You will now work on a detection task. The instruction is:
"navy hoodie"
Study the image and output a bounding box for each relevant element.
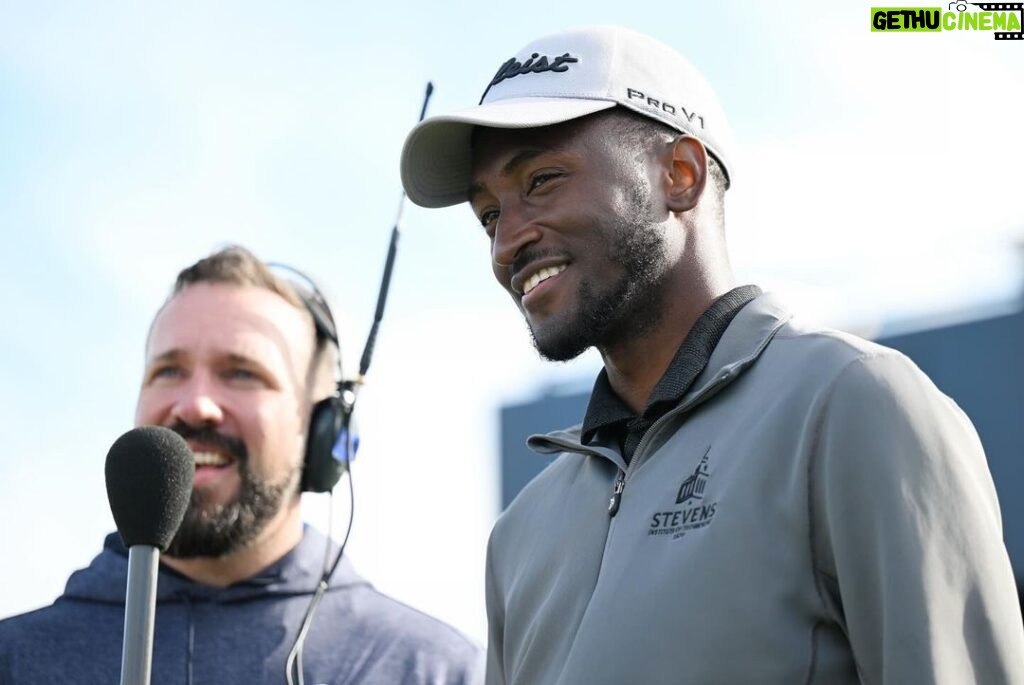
[0,529,483,684]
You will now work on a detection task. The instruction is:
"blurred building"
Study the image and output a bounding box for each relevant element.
[499,301,1024,578]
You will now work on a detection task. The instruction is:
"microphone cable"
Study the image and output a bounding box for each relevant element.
[285,455,354,685]
[284,80,434,685]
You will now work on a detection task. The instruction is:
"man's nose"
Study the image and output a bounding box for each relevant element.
[492,200,543,271]
[170,375,224,427]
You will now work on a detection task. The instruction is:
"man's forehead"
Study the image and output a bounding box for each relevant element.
[472,118,585,156]
[468,118,623,207]
[146,283,313,361]
[468,121,586,188]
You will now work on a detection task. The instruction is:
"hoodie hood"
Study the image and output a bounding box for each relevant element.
[61,527,368,605]
[3,530,484,685]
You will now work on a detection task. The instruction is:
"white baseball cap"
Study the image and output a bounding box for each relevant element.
[400,25,737,209]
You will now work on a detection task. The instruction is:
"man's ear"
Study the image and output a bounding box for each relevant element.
[662,135,708,213]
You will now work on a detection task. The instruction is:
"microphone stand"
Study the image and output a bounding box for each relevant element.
[120,545,161,685]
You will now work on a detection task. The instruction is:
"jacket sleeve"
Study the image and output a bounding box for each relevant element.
[484,529,507,685]
[811,352,1024,684]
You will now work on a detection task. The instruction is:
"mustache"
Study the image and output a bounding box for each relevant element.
[168,421,248,463]
[511,247,571,279]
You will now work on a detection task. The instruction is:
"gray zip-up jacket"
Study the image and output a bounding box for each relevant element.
[485,293,1024,685]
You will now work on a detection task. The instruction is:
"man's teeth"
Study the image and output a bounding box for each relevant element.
[523,265,567,295]
[193,451,230,467]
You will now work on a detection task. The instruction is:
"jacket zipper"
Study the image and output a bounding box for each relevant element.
[607,473,625,516]
[605,369,735,518]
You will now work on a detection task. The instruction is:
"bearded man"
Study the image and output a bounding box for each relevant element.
[400,25,1024,685]
[0,246,483,684]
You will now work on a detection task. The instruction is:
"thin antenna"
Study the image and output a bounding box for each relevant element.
[356,80,434,382]
[284,82,436,685]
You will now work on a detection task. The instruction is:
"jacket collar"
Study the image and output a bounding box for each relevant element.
[580,285,762,445]
[681,291,792,407]
[527,292,792,459]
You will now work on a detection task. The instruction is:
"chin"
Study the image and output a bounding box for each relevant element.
[529,321,591,362]
[190,489,240,514]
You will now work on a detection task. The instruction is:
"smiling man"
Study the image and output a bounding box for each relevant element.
[138,268,325,587]
[400,25,1024,685]
[0,246,483,684]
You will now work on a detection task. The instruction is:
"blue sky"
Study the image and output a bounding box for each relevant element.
[2,0,1022,641]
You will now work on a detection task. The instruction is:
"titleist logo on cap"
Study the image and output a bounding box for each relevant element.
[479,52,579,103]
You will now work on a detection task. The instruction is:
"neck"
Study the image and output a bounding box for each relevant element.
[161,500,304,588]
[600,271,734,414]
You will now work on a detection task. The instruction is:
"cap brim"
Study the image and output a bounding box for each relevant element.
[400,97,616,209]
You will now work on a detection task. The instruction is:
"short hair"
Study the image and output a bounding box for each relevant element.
[173,245,305,309]
[168,245,338,385]
[608,108,727,214]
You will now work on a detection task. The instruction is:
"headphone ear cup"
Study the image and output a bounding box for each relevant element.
[301,396,347,493]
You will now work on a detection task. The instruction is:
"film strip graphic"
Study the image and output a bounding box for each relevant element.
[969,2,1024,39]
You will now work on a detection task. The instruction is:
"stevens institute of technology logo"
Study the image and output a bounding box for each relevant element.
[648,446,718,541]
[871,3,1023,39]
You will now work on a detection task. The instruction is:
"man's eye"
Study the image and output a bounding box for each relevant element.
[150,366,182,380]
[225,368,259,382]
[480,210,499,230]
[528,172,559,193]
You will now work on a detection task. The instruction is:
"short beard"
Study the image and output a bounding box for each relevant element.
[529,181,670,362]
[164,423,299,559]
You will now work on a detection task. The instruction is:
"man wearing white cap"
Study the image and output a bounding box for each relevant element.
[401,25,1024,685]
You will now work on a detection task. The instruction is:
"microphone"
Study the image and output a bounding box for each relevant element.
[104,426,193,685]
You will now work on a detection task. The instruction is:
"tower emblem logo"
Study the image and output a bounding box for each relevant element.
[676,447,711,504]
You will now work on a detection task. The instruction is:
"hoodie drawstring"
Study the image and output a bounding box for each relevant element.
[177,592,195,685]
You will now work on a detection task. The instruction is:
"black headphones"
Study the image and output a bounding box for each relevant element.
[269,263,357,493]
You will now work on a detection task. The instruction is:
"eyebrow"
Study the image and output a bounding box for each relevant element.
[147,349,185,366]
[467,148,550,204]
[146,349,261,370]
[222,352,267,371]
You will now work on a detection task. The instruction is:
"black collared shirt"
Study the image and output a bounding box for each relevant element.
[581,285,762,464]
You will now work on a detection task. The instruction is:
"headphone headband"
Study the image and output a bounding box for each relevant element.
[267,262,340,349]
[265,261,352,493]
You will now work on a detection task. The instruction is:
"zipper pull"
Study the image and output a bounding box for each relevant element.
[608,473,625,517]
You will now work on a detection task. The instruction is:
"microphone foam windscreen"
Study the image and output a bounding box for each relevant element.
[105,426,194,551]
